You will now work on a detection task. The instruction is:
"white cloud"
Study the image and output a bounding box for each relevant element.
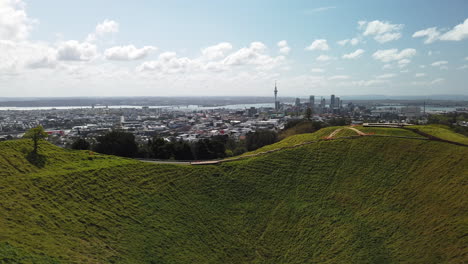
[57,40,97,61]
[104,45,157,60]
[376,73,396,79]
[201,42,233,60]
[305,6,336,13]
[27,55,56,69]
[337,37,360,46]
[277,40,290,55]
[86,19,119,42]
[337,79,388,87]
[439,18,468,41]
[0,0,36,41]
[359,20,403,43]
[415,73,426,77]
[372,48,416,62]
[305,39,329,51]
[222,42,284,69]
[431,60,448,67]
[374,32,402,43]
[382,64,392,70]
[431,78,444,84]
[328,75,349,80]
[316,55,332,61]
[311,68,325,73]
[465,56,468,60]
[96,19,119,35]
[458,65,468,70]
[413,18,468,43]
[412,27,440,44]
[137,52,197,73]
[137,42,285,74]
[398,59,411,68]
[0,40,57,71]
[342,49,365,59]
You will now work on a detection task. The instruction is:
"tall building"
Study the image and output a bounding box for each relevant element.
[330,94,335,108]
[335,97,340,109]
[274,81,278,111]
[309,95,315,109]
[295,98,301,107]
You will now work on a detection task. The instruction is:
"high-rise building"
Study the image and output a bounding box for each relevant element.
[295,98,301,107]
[309,95,315,108]
[330,94,335,108]
[335,97,340,109]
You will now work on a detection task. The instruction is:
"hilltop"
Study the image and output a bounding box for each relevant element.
[0,126,467,263]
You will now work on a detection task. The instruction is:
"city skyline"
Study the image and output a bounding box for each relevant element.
[1,0,468,97]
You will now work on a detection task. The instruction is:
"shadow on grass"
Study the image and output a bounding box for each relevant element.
[26,152,47,168]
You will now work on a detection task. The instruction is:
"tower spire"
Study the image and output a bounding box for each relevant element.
[274,81,278,111]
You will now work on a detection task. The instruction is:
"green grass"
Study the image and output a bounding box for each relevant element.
[357,126,426,137]
[410,125,468,145]
[0,131,467,263]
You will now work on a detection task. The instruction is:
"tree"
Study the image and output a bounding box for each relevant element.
[173,141,194,160]
[94,131,138,157]
[23,125,48,154]
[71,138,90,150]
[305,107,312,121]
[245,130,278,151]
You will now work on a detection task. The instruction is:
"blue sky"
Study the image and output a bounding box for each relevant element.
[1,0,467,97]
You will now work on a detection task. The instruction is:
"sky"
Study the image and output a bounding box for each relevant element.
[1,0,467,97]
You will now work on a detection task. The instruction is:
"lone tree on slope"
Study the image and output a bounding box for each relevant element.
[24,125,48,154]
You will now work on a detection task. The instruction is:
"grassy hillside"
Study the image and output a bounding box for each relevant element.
[0,129,467,263]
[410,124,468,145]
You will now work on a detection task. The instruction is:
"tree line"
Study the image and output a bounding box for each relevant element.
[71,130,278,160]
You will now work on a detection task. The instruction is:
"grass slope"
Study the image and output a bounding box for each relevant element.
[410,125,468,145]
[0,130,467,263]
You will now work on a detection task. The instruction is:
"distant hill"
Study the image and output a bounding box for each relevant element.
[0,126,467,263]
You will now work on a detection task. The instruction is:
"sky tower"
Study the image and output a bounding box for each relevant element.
[274,81,278,111]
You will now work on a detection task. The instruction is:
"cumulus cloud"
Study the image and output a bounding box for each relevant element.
[376,73,396,79]
[359,20,403,43]
[86,19,119,42]
[0,0,36,41]
[137,42,285,74]
[412,27,440,44]
[27,55,56,69]
[413,18,468,43]
[105,45,157,60]
[398,59,411,68]
[305,39,329,51]
[311,68,325,73]
[201,42,233,60]
[372,48,416,62]
[328,75,349,80]
[223,42,284,69]
[137,52,196,73]
[431,60,448,67]
[316,55,332,61]
[337,37,360,46]
[342,49,365,59]
[57,40,97,61]
[439,18,468,41]
[415,73,426,77]
[277,40,290,55]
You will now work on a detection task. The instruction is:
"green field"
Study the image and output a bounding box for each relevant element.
[410,124,468,145]
[0,126,467,263]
